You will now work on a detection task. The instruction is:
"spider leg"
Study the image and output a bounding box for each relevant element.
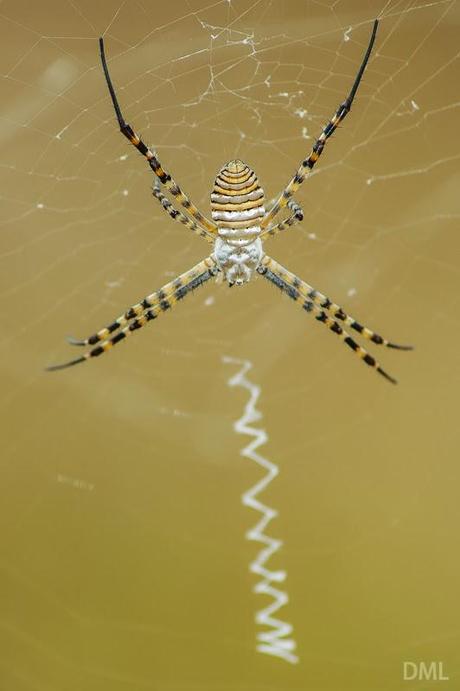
[152,180,214,244]
[257,255,412,384]
[260,199,304,241]
[258,255,412,350]
[66,254,218,347]
[46,257,219,371]
[261,20,378,229]
[99,37,217,235]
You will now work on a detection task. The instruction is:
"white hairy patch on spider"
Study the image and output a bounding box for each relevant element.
[213,237,263,285]
[218,226,260,238]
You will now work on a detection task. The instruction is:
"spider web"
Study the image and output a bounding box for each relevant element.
[1,0,460,689]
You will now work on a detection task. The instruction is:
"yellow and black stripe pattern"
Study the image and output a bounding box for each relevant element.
[257,255,412,384]
[261,20,379,229]
[211,160,265,244]
[152,180,214,244]
[47,23,414,380]
[99,38,217,235]
[47,257,219,371]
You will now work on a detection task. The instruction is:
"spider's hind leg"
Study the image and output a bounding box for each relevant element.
[47,256,219,371]
[257,254,412,383]
[67,256,218,348]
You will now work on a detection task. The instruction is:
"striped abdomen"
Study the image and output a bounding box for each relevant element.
[211,160,265,246]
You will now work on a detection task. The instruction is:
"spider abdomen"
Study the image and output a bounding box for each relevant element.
[211,160,265,285]
[211,160,265,233]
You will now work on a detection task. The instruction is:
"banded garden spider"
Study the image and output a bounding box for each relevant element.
[47,19,412,382]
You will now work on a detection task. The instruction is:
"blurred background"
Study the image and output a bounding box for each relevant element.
[1,0,459,689]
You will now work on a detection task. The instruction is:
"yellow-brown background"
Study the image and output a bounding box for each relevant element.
[1,0,459,689]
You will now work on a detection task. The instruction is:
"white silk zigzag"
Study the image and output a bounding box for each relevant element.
[223,356,299,665]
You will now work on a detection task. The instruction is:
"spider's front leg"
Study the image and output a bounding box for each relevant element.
[99,37,217,236]
[257,255,412,383]
[261,20,379,229]
[47,257,219,371]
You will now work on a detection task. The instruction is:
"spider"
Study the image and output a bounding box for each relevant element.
[47,19,412,382]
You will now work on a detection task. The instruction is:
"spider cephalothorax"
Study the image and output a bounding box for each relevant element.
[47,20,413,383]
[211,160,265,286]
